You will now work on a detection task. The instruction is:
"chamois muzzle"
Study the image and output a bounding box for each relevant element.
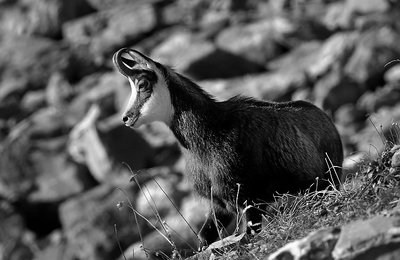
[113,48,150,78]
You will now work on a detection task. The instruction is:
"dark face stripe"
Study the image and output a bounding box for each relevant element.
[127,82,153,122]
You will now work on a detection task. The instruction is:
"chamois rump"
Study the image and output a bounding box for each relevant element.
[112,48,343,246]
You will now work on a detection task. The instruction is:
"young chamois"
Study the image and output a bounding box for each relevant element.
[112,48,343,247]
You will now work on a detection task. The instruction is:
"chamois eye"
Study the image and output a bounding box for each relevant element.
[138,79,150,90]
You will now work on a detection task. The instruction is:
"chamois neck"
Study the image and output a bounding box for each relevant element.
[165,71,222,149]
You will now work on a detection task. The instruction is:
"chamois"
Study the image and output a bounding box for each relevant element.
[112,48,343,247]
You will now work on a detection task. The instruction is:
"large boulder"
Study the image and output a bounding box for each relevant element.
[306,32,359,80]
[0,201,34,260]
[59,184,146,260]
[200,69,307,102]
[313,64,363,113]
[323,0,389,30]
[357,83,400,113]
[0,0,94,39]
[0,122,35,201]
[68,105,158,185]
[63,3,158,61]
[123,195,208,260]
[0,36,70,90]
[344,26,400,90]
[28,138,92,202]
[268,213,400,260]
[151,31,264,80]
[215,18,291,65]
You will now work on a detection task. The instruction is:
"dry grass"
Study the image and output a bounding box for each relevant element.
[215,144,400,259]
[115,138,400,259]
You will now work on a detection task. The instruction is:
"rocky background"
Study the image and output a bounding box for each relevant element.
[1,0,400,259]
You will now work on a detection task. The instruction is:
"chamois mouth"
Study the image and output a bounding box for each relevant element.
[113,48,150,78]
[124,115,139,128]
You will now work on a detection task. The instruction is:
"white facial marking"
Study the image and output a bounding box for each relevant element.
[139,78,174,126]
[124,73,174,128]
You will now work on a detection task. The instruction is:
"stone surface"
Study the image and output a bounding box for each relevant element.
[307,32,359,79]
[269,213,400,260]
[63,3,158,60]
[0,0,94,38]
[0,201,34,260]
[28,139,91,202]
[216,18,290,65]
[313,64,363,113]
[268,227,341,260]
[59,184,146,260]
[384,64,400,83]
[0,36,71,90]
[200,69,307,102]
[2,1,400,259]
[0,121,35,200]
[333,215,400,259]
[357,83,400,113]
[323,0,389,30]
[68,105,158,185]
[124,195,208,260]
[391,149,400,168]
[344,27,400,90]
[151,31,264,80]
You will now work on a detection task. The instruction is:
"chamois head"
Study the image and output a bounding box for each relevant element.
[113,48,173,128]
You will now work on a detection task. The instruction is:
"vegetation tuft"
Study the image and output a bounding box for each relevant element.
[116,136,400,260]
[214,144,400,259]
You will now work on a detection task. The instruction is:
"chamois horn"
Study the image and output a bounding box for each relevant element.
[112,48,150,78]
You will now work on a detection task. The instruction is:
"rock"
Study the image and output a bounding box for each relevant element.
[268,41,322,75]
[384,64,400,83]
[0,201,34,260]
[135,177,188,222]
[323,0,389,30]
[0,36,71,90]
[29,108,70,139]
[351,104,400,155]
[46,72,74,109]
[21,90,46,114]
[123,195,208,260]
[28,138,92,202]
[344,27,400,90]
[0,0,95,39]
[342,152,368,180]
[392,149,400,167]
[151,31,264,80]
[0,121,35,200]
[313,64,363,113]
[357,83,400,113]
[85,0,133,10]
[200,69,307,102]
[269,213,400,260]
[268,227,341,260]
[134,122,181,167]
[59,184,147,260]
[68,105,157,185]
[215,18,290,65]
[307,32,359,80]
[335,104,366,129]
[66,72,128,125]
[333,214,400,259]
[63,3,158,60]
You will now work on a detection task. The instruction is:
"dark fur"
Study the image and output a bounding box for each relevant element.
[157,66,343,245]
[114,51,343,246]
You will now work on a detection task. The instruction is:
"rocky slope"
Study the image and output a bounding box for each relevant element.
[1,0,400,259]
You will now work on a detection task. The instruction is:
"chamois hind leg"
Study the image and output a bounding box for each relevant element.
[198,203,233,249]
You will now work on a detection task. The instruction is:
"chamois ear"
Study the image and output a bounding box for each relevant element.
[113,48,156,78]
